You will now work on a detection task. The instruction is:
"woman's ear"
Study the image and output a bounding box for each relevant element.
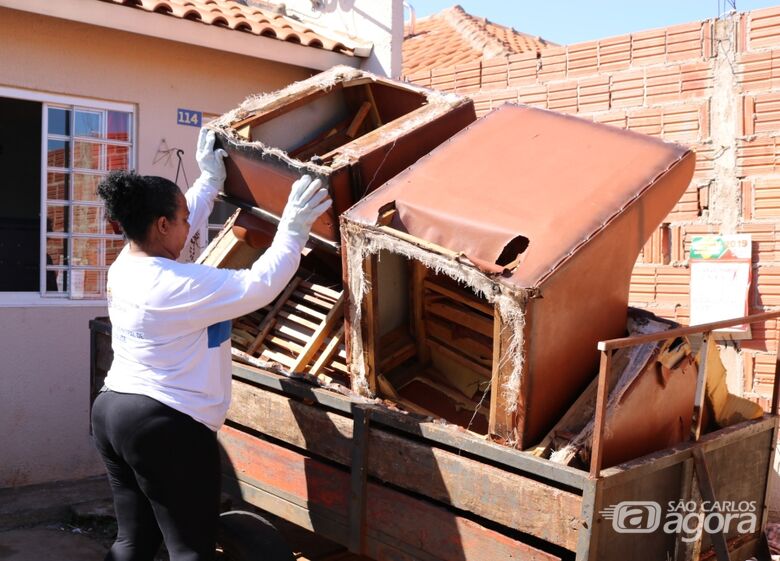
[156,215,170,235]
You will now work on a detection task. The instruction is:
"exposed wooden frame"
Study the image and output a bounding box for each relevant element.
[489,312,516,444]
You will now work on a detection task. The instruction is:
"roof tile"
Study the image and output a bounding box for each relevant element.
[403,4,554,77]
[98,0,361,55]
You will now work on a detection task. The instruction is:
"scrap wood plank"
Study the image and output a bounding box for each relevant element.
[220,426,560,561]
[426,299,494,338]
[415,373,490,416]
[292,290,336,311]
[289,117,350,160]
[426,338,492,379]
[225,382,582,551]
[300,279,341,301]
[276,308,321,331]
[363,84,382,128]
[310,325,346,376]
[410,261,430,364]
[283,299,327,321]
[489,313,516,444]
[423,277,493,316]
[246,277,302,354]
[291,294,345,371]
[197,209,241,266]
[425,317,492,359]
[274,319,315,345]
[346,102,372,138]
[360,255,379,395]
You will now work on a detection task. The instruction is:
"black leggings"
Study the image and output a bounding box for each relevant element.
[91,390,220,561]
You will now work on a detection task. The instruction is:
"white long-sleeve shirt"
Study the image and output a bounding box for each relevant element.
[103,176,303,430]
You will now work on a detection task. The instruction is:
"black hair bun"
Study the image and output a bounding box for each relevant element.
[97,171,180,243]
[98,170,145,225]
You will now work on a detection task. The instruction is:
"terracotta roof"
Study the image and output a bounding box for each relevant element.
[402,4,554,77]
[98,0,361,56]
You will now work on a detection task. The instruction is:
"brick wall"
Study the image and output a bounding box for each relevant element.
[405,7,780,406]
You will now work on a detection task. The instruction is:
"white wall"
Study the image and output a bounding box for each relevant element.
[281,0,404,77]
[0,307,106,486]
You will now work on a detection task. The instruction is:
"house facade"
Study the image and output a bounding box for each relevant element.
[0,0,401,487]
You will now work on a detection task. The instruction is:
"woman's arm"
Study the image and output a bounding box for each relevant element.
[186,129,226,242]
[177,174,332,330]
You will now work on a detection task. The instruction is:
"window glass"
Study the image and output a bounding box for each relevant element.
[73,141,102,170]
[73,174,102,202]
[46,205,69,233]
[46,237,68,267]
[47,172,69,201]
[45,269,68,294]
[48,108,70,136]
[2,95,133,299]
[72,238,103,266]
[72,205,105,235]
[107,145,129,170]
[107,111,131,142]
[74,110,102,138]
[47,140,69,168]
[75,269,106,299]
[105,239,126,263]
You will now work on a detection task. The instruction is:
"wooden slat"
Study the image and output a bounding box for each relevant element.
[411,261,430,365]
[363,84,383,128]
[247,277,302,355]
[225,383,582,551]
[292,290,336,311]
[426,299,493,338]
[197,210,242,267]
[425,318,492,363]
[309,325,346,376]
[276,309,321,331]
[361,256,379,395]
[282,299,327,321]
[489,313,515,443]
[423,278,493,316]
[289,118,349,160]
[416,373,490,417]
[229,362,590,490]
[273,319,314,345]
[300,280,341,301]
[265,333,304,355]
[377,341,416,374]
[291,295,345,372]
[346,101,372,138]
[328,361,349,374]
[296,129,351,162]
[426,338,492,379]
[259,348,296,368]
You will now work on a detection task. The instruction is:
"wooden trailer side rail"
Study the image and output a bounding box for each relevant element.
[591,310,780,479]
[586,310,780,561]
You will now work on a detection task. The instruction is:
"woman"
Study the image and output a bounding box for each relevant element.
[91,129,330,561]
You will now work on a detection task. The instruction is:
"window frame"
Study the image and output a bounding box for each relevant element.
[0,86,136,307]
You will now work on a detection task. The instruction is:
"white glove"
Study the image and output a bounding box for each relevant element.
[278,174,332,245]
[196,128,228,188]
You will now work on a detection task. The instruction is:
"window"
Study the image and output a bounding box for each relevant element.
[0,89,134,301]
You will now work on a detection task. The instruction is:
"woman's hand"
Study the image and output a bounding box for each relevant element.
[278,175,332,244]
[196,128,228,187]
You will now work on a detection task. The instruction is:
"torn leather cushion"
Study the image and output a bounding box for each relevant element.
[385,199,529,275]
